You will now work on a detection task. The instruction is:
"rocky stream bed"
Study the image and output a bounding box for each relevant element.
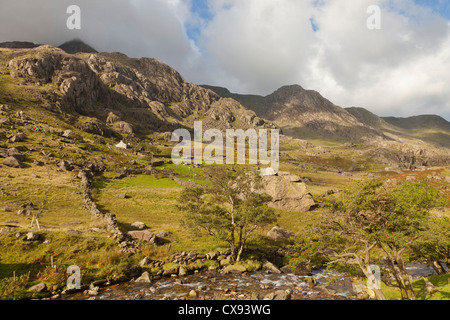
[63,264,437,301]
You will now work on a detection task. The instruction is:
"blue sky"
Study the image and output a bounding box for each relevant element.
[414,0,450,19]
[186,0,450,43]
[186,0,213,42]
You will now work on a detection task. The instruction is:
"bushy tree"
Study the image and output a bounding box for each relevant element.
[318,179,445,300]
[178,166,277,262]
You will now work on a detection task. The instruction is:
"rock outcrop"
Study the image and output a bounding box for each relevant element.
[258,171,315,212]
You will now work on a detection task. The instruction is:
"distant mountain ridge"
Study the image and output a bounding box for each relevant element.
[58,39,98,54]
[204,85,450,148]
[202,84,387,143]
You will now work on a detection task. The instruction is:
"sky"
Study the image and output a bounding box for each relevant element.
[0,0,449,120]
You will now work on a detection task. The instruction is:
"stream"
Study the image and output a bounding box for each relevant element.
[65,264,437,300]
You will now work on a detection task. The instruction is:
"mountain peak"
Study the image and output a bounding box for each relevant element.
[58,39,97,54]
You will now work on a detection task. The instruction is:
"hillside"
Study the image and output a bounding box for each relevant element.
[0,41,449,301]
[0,44,272,144]
[346,108,450,149]
[203,84,387,143]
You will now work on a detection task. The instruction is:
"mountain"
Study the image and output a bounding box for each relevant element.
[382,115,450,131]
[58,39,98,54]
[203,84,386,143]
[346,108,450,149]
[0,44,272,142]
[0,41,39,49]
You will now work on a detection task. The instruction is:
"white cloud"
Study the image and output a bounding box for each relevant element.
[194,0,450,119]
[0,0,449,119]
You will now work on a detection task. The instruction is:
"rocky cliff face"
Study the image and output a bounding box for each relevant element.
[4,44,273,138]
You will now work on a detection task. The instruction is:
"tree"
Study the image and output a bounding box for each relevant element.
[178,165,277,262]
[410,216,450,275]
[319,179,444,300]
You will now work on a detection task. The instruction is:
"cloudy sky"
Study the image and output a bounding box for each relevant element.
[1,0,450,120]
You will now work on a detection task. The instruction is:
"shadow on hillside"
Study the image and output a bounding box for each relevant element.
[0,263,44,279]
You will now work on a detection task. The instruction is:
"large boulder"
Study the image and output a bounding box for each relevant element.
[259,173,315,212]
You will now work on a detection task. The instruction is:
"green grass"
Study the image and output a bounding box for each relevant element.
[93,174,225,254]
[377,274,450,300]
[0,229,139,299]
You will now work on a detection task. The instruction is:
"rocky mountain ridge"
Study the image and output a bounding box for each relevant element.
[2,43,272,142]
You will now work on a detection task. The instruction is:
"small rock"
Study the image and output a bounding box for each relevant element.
[63,130,72,138]
[0,227,14,236]
[223,264,247,274]
[262,261,281,274]
[17,209,27,216]
[135,271,151,283]
[189,290,197,297]
[155,231,172,238]
[267,226,295,241]
[87,286,99,296]
[26,232,39,241]
[29,282,46,293]
[91,280,108,288]
[264,290,291,300]
[179,266,188,277]
[305,277,317,288]
[114,193,128,199]
[130,221,147,230]
[139,257,151,267]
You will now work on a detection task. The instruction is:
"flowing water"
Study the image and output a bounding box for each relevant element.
[65,264,437,300]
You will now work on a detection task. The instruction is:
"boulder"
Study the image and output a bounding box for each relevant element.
[114,193,128,199]
[264,290,291,300]
[163,265,179,276]
[260,167,278,176]
[8,133,26,143]
[139,257,151,267]
[130,221,147,230]
[26,232,39,241]
[135,271,151,283]
[63,130,73,138]
[262,261,282,274]
[127,230,158,244]
[189,290,197,297]
[29,282,47,293]
[223,264,247,274]
[3,156,25,168]
[259,174,315,212]
[179,266,188,276]
[106,112,120,124]
[7,148,25,161]
[0,227,14,236]
[155,231,171,238]
[267,226,295,241]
